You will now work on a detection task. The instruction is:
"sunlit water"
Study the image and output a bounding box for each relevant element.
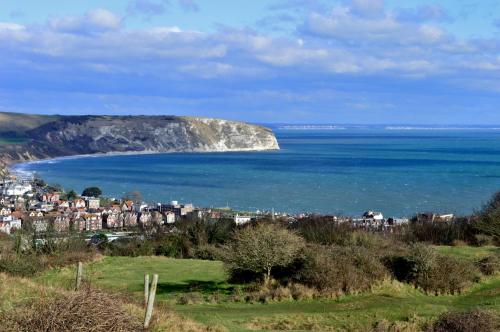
[14,129,500,217]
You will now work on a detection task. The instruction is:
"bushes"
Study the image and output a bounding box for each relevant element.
[432,309,498,332]
[104,238,155,257]
[223,223,305,284]
[403,219,475,245]
[385,244,478,295]
[475,255,500,276]
[0,254,43,277]
[1,288,143,332]
[297,245,388,294]
[190,244,223,261]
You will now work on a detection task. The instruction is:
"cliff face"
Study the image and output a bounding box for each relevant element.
[0,114,279,170]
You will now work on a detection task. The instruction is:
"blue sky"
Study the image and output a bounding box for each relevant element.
[0,0,499,124]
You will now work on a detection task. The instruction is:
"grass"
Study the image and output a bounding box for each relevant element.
[434,245,499,261]
[0,137,28,145]
[35,246,500,332]
[36,256,234,303]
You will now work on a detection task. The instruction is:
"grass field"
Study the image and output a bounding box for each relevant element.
[35,246,500,332]
[0,137,27,145]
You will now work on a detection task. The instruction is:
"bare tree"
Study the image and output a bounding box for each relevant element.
[224,223,305,284]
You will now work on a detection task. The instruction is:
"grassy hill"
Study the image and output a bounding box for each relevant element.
[0,112,58,140]
[35,248,500,332]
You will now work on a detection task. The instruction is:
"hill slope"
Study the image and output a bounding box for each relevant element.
[0,112,279,173]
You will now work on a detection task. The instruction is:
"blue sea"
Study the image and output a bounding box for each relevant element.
[14,128,500,217]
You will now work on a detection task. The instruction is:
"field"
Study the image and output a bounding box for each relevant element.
[35,247,500,332]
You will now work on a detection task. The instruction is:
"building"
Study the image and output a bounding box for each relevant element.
[86,198,100,210]
[234,214,252,225]
[164,211,176,224]
[3,183,32,196]
[42,192,60,203]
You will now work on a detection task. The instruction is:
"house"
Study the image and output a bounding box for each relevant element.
[139,212,152,226]
[234,214,252,225]
[2,183,32,196]
[435,214,454,222]
[104,211,122,228]
[86,198,100,210]
[77,213,102,232]
[42,192,60,203]
[122,200,134,212]
[0,207,11,216]
[58,200,70,209]
[72,199,86,209]
[121,212,138,227]
[164,211,176,224]
[29,211,44,218]
[33,219,49,232]
[0,220,21,234]
[54,214,71,232]
[363,211,384,221]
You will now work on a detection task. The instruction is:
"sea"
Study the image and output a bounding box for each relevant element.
[12,126,500,217]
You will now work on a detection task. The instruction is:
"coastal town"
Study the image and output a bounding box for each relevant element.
[0,172,458,238]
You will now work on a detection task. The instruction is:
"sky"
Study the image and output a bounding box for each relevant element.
[0,0,499,124]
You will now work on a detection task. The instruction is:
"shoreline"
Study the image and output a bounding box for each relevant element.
[8,146,281,176]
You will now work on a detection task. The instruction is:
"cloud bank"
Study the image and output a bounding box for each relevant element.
[0,1,498,123]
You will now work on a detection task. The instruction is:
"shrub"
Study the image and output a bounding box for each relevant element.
[0,254,43,277]
[297,245,388,294]
[154,233,191,258]
[104,238,155,257]
[1,288,143,331]
[190,244,223,260]
[432,309,498,332]
[422,255,477,295]
[474,234,494,246]
[475,255,500,276]
[223,223,305,284]
[385,244,478,294]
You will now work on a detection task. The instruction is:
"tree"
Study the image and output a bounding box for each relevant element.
[475,191,500,239]
[66,190,78,201]
[82,187,102,198]
[223,223,305,284]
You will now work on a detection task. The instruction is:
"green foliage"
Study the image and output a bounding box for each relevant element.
[475,255,500,276]
[103,238,154,257]
[404,218,475,245]
[386,244,478,295]
[155,233,191,258]
[475,191,500,241]
[223,223,305,283]
[65,189,78,201]
[81,186,102,198]
[297,245,388,293]
[190,244,223,261]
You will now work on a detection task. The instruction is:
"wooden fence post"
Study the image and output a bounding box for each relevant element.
[144,274,158,329]
[75,262,83,290]
[144,274,150,308]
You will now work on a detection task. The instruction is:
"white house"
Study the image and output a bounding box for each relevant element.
[165,211,176,224]
[3,183,32,196]
[234,214,252,225]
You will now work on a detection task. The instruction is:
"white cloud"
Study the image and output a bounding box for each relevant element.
[50,8,121,34]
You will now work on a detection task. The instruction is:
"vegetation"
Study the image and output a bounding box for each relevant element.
[223,223,305,284]
[82,186,102,198]
[432,309,499,332]
[34,253,500,331]
[2,190,500,331]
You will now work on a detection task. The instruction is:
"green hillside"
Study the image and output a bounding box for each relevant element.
[0,112,58,140]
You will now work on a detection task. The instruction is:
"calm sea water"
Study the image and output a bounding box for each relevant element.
[14,129,500,217]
